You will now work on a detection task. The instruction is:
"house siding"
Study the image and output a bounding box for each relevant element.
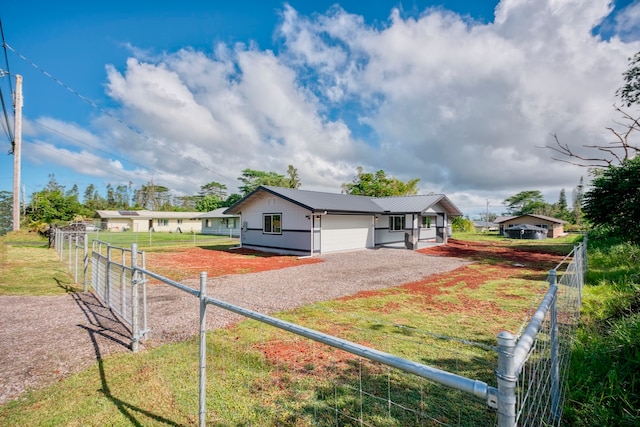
[201,217,241,237]
[374,214,409,246]
[499,215,564,238]
[239,195,313,255]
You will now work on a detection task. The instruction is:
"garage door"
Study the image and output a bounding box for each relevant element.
[321,215,374,253]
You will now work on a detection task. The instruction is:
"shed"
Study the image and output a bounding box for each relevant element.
[495,214,567,238]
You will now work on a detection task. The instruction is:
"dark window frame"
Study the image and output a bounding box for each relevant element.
[389,215,405,232]
[263,213,282,234]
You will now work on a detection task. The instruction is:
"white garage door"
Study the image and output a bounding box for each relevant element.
[321,215,373,253]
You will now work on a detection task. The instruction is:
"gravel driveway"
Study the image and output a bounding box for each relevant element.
[0,248,469,404]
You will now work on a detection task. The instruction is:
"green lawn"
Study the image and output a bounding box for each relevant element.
[0,231,582,426]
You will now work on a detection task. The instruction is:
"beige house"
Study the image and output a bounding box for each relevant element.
[194,208,241,237]
[495,214,567,238]
[95,210,203,233]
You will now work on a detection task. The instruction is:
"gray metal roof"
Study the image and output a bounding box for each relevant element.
[225,186,463,216]
[225,186,384,214]
[494,214,567,224]
[192,207,239,219]
[372,194,463,215]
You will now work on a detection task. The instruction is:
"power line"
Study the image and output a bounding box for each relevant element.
[0,18,14,147]
[4,42,238,187]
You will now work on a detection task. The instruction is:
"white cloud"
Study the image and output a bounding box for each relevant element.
[32,0,640,216]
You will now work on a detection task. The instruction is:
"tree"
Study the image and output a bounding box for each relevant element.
[452,216,475,233]
[199,181,228,199]
[502,191,548,216]
[617,51,640,107]
[134,183,171,210]
[572,176,584,225]
[0,191,12,235]
[26,181,86,224]
[341,167,420,197]
[286,165,301,189]
[545,51,640,167]
[222,193,243,207]
[583,156,640,243]
[196,195,223,212]
[238,169,289,195]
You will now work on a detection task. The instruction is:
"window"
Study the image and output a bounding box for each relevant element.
[177,219,183,225]
[390,215,405,231]
[421,216,432,228]
[263,213,282,234]
[535,224,548,229]
[205,219,211,228]
[156,219,169,226]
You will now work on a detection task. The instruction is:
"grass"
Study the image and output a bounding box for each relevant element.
[0,232,580,425]
[563,236,640,426]
[0,232,82,295]
[85,230,238,251]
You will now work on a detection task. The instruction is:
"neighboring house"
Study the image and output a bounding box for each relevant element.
[473,221,499,233]
[495,214,568,238]
[194,208,241,237]
[95,210,203,233]
[223,186,463,256]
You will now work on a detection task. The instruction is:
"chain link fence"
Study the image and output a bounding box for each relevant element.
[68,235,586,426]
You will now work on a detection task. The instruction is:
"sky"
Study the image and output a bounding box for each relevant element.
[1,0,639,218]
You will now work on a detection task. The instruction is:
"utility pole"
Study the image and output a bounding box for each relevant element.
[485,199,489,232]
[12,74,23,231]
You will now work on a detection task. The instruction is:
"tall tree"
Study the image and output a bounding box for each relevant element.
[238,169,289,195]
[134,183,171,210]
[286,165,301,189]
[199,181,228,199]
[572,176,584,225]
[583,156,640,243]
[503,191,548,216]
[617,51,640,107]
[341,167,420,197]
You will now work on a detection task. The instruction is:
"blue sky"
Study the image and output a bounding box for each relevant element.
[1,0,639,217]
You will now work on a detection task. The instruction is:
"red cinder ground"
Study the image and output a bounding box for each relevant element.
[145,247,322,280]
[255,239,564,370]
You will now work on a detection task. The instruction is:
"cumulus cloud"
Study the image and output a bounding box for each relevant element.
[48,0,640,214]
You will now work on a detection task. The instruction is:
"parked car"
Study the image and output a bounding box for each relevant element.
[69,222,99,231]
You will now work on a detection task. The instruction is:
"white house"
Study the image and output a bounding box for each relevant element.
[95,210,203,233]
[224,186,463,255]
[194,208,241,237]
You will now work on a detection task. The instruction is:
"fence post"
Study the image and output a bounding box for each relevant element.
[199,271,208,427]
[496,331,517,427]
[131,243,140,352]
[57,229,61,259]
[106,244,112,307]
[74,234,79,284]
[142,251,148,334]
[67,233,73,271]
[549,269,561,420]
[83,235,89,292]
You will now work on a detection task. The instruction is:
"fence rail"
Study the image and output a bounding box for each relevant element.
[86,238,587,426]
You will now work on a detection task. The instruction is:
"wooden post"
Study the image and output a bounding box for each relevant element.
[12,74,22,231]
